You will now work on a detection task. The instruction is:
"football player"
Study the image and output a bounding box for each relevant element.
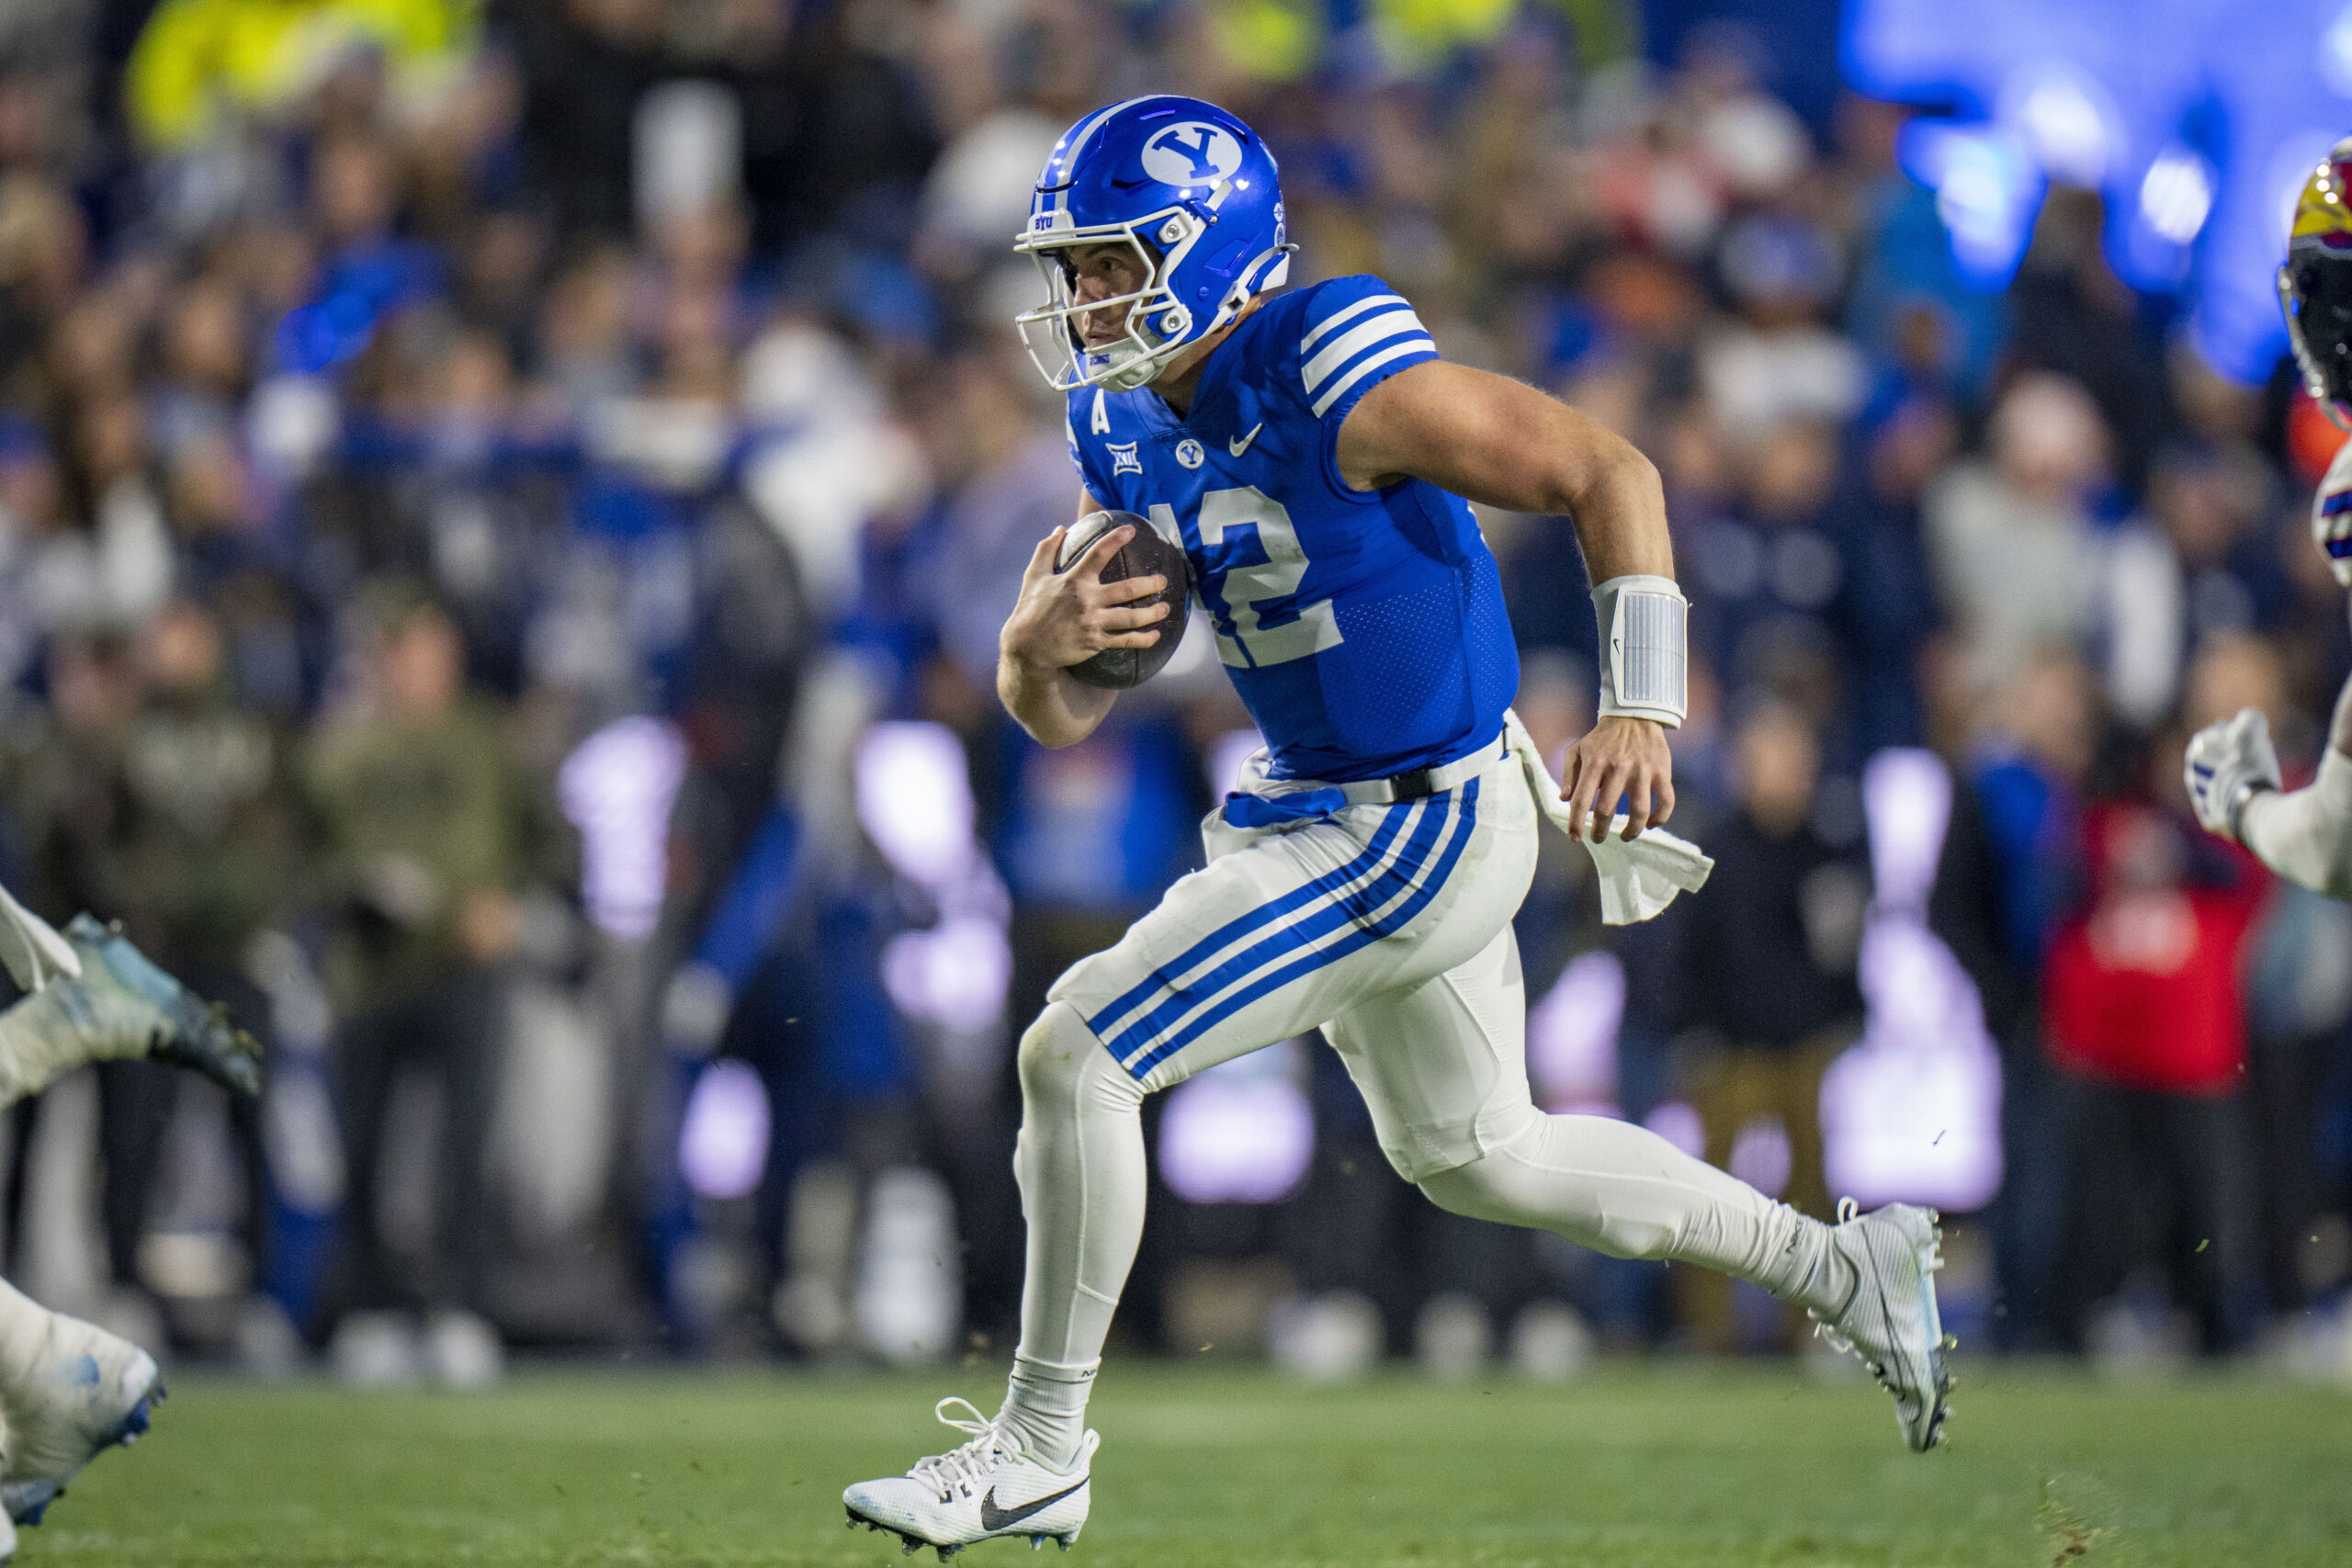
[0,888,260,1562]
[2188,139,2352,892]
[846,96,1950,1558]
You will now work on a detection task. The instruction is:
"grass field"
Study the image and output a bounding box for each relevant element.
[15,1361,2352,1567]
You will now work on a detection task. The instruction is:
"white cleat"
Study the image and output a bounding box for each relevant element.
[843,1398,1095,1560]
[0,1309,162,1529]
[1811,1199,1952,1453]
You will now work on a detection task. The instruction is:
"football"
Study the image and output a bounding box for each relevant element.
[1055,509,1193,690]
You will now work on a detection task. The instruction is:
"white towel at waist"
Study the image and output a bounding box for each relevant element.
[1501,709,1713,925]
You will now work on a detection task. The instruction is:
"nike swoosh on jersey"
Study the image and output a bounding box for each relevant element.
[1228,423,1263,457]
[978,1477,1089,1532]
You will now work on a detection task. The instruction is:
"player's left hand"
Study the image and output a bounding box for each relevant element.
[1561,715,1674,841]
[2184,706,2280,842]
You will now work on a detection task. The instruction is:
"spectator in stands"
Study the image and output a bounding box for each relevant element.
[1931,648,2099,1348]
[1675,699,1867,1351]
[2042,765,2267,1356]
[1925,374,2110,701]
[107,599,300,1357]
[306,586,561,1385]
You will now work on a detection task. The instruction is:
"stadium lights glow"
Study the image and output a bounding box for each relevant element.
[2002,62,2120,187]
[557,716,688,942]
[880,917,1014,1033]
[2324,0,2352,96]
[1898,120,2044,290]
[1526,950,1626,1115]
[678,1057,770,1201]
[856,720,979,890]
[1158,1043,1317,1205]
[2139,145,2217,245]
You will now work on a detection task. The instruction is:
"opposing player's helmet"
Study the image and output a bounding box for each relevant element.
[2281,136,2352,431]
[1012,96,1291,392]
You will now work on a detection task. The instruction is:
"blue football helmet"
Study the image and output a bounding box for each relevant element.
[1013,96,1292,392]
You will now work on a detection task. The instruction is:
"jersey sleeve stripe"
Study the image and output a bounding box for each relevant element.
[1300,306,1423,392]
[1298,292,1410,354]
[1308,335,1436,417]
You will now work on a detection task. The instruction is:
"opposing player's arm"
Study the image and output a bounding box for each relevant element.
[2193,676,2352,897]
[996,495,1172,749]
[1334,360,1677,840]
[2189,477,2352,895]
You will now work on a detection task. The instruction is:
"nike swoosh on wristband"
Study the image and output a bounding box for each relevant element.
[1228,423,1262,457]
[978,1477,1089,1532]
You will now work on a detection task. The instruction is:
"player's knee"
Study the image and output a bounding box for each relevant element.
[1016,1001,1133,1115]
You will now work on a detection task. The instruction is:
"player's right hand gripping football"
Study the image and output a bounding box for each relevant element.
[1001,524,1170,671]
[2185,707,2280,842]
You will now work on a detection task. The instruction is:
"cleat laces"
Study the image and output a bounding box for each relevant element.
[906,1399,1019,1504]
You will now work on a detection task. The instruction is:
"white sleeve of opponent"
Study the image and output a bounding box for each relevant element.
[2240,748,2352,899]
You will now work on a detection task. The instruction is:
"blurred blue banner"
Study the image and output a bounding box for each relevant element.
[1846,0,2352,380]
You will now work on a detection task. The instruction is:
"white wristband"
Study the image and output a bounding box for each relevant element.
[1591,574,1688,729]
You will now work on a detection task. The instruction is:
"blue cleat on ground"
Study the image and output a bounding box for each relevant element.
[62,915,262,1099]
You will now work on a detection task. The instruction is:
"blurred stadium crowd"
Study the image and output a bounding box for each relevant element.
[0,0,2342,1384]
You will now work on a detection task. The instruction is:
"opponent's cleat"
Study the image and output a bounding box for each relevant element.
[842,1398,1095,1555]
[62,915,263,1098]
[0,1307,163,1527]
[1810,1199,1951,1453]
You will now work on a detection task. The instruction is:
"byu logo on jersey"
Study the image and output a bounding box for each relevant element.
[1140,123,1242,188]
[1175,439,1205,469]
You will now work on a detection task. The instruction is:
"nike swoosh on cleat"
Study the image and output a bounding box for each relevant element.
[978,1477,1088,1532]
[1228,423,1263,457]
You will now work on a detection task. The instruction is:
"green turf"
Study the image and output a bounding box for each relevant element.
[17,1361,2352,1566]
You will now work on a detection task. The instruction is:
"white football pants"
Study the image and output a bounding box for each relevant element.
[1001,739,1850,1467]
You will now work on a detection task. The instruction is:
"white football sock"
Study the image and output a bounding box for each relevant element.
[1000,1356,1097,1472]
[1416,1109,1857,1315]
[999,1002,1146,1471]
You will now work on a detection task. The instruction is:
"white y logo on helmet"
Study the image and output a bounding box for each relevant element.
[1141,123,1243,188]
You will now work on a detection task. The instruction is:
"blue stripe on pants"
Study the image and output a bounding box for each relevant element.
[1102,796,1448,1068]
[1124,776,1483,1080]
[1085,796,1416,1041]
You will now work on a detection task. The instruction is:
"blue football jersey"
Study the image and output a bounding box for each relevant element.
[1066,275,1520,783]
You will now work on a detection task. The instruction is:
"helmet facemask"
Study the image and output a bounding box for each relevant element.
[2283,247,2352,433]
[1014,209,1212,392]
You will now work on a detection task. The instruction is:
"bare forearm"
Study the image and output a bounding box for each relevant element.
[997,653,1117,748]
[1562,439,1675,584]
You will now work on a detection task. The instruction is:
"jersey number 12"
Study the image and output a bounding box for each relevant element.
[1151,487,1342,670]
